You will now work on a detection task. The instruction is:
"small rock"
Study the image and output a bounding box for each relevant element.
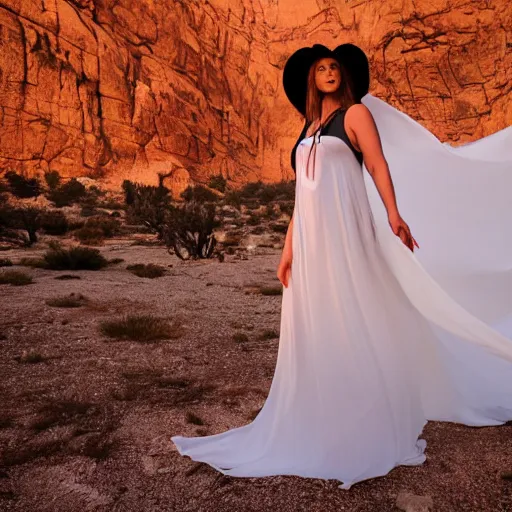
[396,491,434,512]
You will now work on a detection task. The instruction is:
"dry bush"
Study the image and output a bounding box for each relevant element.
[54,274,81,280]
[126,263,166,279]
[30,400,95,431]
[0,258,12,267]
[100,314,183,342]
[0,205,42,246]
[0,270,33,286]
[0,415,14,429]
[43,244,108,270]
[257,329,279,341]
[162,201,219,260]
[185,411,205,425]
[260,285,282,296]
[108,257,124,265]
[47,178,86,207]
[40,210,69,235]
[18,257,45,268]
[83,216,120,237]
[14,349,45,364]
[74,226,104,245]
[180,184,219,203]
[233,332,249,343]
[46,293,88,308]
[4,170,42,198]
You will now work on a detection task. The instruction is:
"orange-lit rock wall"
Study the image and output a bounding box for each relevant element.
[0,0,510,195]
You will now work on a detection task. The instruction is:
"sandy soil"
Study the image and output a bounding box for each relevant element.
[0,237,511,512]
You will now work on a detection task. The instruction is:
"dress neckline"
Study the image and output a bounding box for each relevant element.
[306,107,346,139]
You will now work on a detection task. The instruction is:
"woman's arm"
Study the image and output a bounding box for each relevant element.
[282,208,294,258]
[346,104,419,251]
[346,104,399,218]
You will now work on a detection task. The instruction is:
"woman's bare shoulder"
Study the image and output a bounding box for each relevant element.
[345,103,377,132]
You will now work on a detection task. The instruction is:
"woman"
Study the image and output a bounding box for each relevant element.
[171,43,512,490]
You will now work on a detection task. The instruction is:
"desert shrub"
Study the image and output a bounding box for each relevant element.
[225,180,296,208]
[180,184,219,203]
[100,314,183,342]
[246,214,261,226]
[186,412,205,425]
[99,199,124,210]
[126,263,166,278]
[0,258,12,267]
[43,244,108,270]
[279,201,294,217]
[40,210,68,235]
[19,257,46,268]
[74,226,104,245]
[260,285,282,296]
[224,189,242,209]
[47,178,86,207]
[46,293,88,308]
[44,170,61,191]
[0,206,42,246]
[208,173,227,193]
[108,258,124,265]
[16,349,44,364]
[271,223,288,234]
[74,216,119,245]
[124,182,171,237]
[122,179,137,205]
[79,205,98,217]
[0,270,33,286]
[233,332,249,343]
[4,171,42,198]
[84,216,119,237]
[257,329,279,341]
[162,201,219,260]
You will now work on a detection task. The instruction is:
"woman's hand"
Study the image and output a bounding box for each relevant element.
[277,250,293,288]
[388,212,419,252]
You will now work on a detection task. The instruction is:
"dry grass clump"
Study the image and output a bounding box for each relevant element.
[257,329,279,341]
[43,244,108,270]
[74,226,104,245]
[54,274,81,280]
[14,349,46,364]
[2,400,120,466]
[185,411,205,425]
[100,314,183,342]
[0,270,33,286]
[18,257,46,268]
[0,414,14,429]
[232,332,249,343]
[46,293,88,308]
[127,263,166,278]
[30,400,94,431]
[74,215,121,245]
[259,285,282,296]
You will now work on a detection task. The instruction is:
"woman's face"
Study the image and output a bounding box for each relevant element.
[314,57,341,94]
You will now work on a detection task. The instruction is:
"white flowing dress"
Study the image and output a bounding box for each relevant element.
[171,94,512,490]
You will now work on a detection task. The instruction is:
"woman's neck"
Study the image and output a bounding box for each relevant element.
[320,96,343,123]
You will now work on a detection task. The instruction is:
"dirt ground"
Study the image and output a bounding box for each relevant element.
[0,237,511,512]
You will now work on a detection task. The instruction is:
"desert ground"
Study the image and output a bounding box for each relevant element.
[0,192,511,512]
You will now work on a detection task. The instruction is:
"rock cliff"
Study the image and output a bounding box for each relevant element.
[0,0,510,194]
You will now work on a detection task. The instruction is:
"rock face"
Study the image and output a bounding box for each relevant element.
[0,0,510,194]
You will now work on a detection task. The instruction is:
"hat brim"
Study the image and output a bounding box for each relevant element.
[283,43,370,116]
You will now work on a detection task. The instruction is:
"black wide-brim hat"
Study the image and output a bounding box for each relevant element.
[283,43,370,115]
